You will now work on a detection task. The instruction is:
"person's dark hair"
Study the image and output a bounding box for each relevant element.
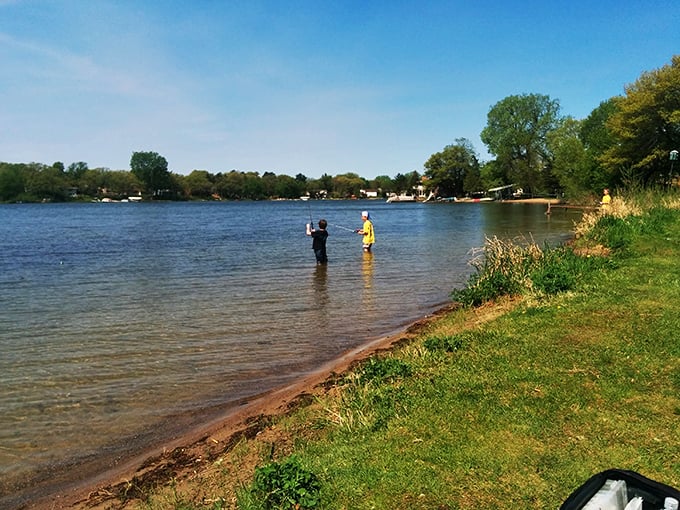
[318,219,327,229]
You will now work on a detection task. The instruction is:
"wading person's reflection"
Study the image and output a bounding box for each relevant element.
[361,251,374,309]
[312,263,329,309]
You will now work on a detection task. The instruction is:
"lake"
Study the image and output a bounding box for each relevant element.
[0,199,581,507]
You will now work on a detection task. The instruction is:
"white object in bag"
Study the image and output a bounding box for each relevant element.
[582,479,628,510]
[624,497,643,510]
[664,497,680,510]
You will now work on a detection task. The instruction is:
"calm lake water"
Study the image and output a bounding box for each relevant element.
[0,200,582,506]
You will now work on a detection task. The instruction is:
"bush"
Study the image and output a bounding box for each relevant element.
[451,268,522,306]
[529,246,589,295]
[588,215,635,252]
[451,234,614,306]
[247,456,321,510]
[451,236,541,306]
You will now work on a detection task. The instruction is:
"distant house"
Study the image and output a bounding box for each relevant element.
[361,189,379,198]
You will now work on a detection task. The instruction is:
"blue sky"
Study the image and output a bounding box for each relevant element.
[1,1,678,179]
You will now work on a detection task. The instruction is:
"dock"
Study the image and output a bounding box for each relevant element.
[546,203,599,215]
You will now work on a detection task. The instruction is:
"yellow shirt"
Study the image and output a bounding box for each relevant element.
[601,194,611,207]
[362,219,375,244]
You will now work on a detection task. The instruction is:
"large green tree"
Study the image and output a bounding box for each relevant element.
[424,138,480,198]
[130,151,170,195]
[332,172,365,198]
[317,173,334,195]
[104,170,143,198]
[579,98,619,191]
[215,171,245,199]
[25,163,69,201]
[481,93,562,194]
[273,174,303,199]
[184,170,214,198]
[0,163,26,202]
[78,168,106,197]
[371,175,394,194]
[391,170,423,195]
[306,174,333,199]
[243,172,266,199]
[600,54,680,185]
[547,117,590,199]
[67,161,89,182]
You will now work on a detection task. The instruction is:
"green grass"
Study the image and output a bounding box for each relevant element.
[140,191,680,510]
[292,197,680,509]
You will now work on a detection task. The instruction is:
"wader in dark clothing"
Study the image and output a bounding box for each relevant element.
[311,229,328,264]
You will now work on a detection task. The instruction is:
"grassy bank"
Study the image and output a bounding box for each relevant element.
[129,192,680,509]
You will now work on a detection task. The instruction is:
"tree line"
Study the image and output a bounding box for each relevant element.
[0,155,423,202]
[1,55,678,203]
[427,55,679,200]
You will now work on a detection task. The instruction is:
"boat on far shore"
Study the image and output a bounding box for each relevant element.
[385,193,417,203]
[450,196,495,203]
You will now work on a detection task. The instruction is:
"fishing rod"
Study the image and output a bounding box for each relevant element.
[306,201,314,228]
[327,222,358,233]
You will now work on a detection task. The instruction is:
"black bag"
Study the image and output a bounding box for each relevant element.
[560,469,680,510]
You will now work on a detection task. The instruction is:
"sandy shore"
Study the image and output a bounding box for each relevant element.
[22,304,460,510]
[501,197,562,204]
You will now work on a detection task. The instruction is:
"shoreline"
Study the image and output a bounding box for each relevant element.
[2,200,575,510]
[25,304,461,510]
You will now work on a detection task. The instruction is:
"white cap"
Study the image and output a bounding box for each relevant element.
[361,211,369,218]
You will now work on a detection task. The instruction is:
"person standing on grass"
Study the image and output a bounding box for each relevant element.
[355,211,375,252]
[600,188,611,209]
[306,219,328,264]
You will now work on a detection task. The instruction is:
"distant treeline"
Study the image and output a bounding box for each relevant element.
[0,158,422,202]
[2,55,678,203]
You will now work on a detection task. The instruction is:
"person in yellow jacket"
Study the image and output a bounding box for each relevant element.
[600,188,611,209]
[355,211,375,252]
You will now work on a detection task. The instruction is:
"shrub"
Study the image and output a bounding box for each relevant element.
[247,455,321,510]
[451,234,614,306]
[451,236,541,306]
[588,215,635,252]
[529,246,589,295]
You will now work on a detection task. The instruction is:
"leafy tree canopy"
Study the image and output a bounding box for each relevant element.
[372,175,394,193]
[67,161,89,180]
[580,98,618,155]
[0,163,26,201]
[130,151,170,194]
[184,170,214,198]
[548,116,591,198]
[601,54,680,185]
[424,138,479,198]
[332,172,366,198]
[481,93,562,194]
